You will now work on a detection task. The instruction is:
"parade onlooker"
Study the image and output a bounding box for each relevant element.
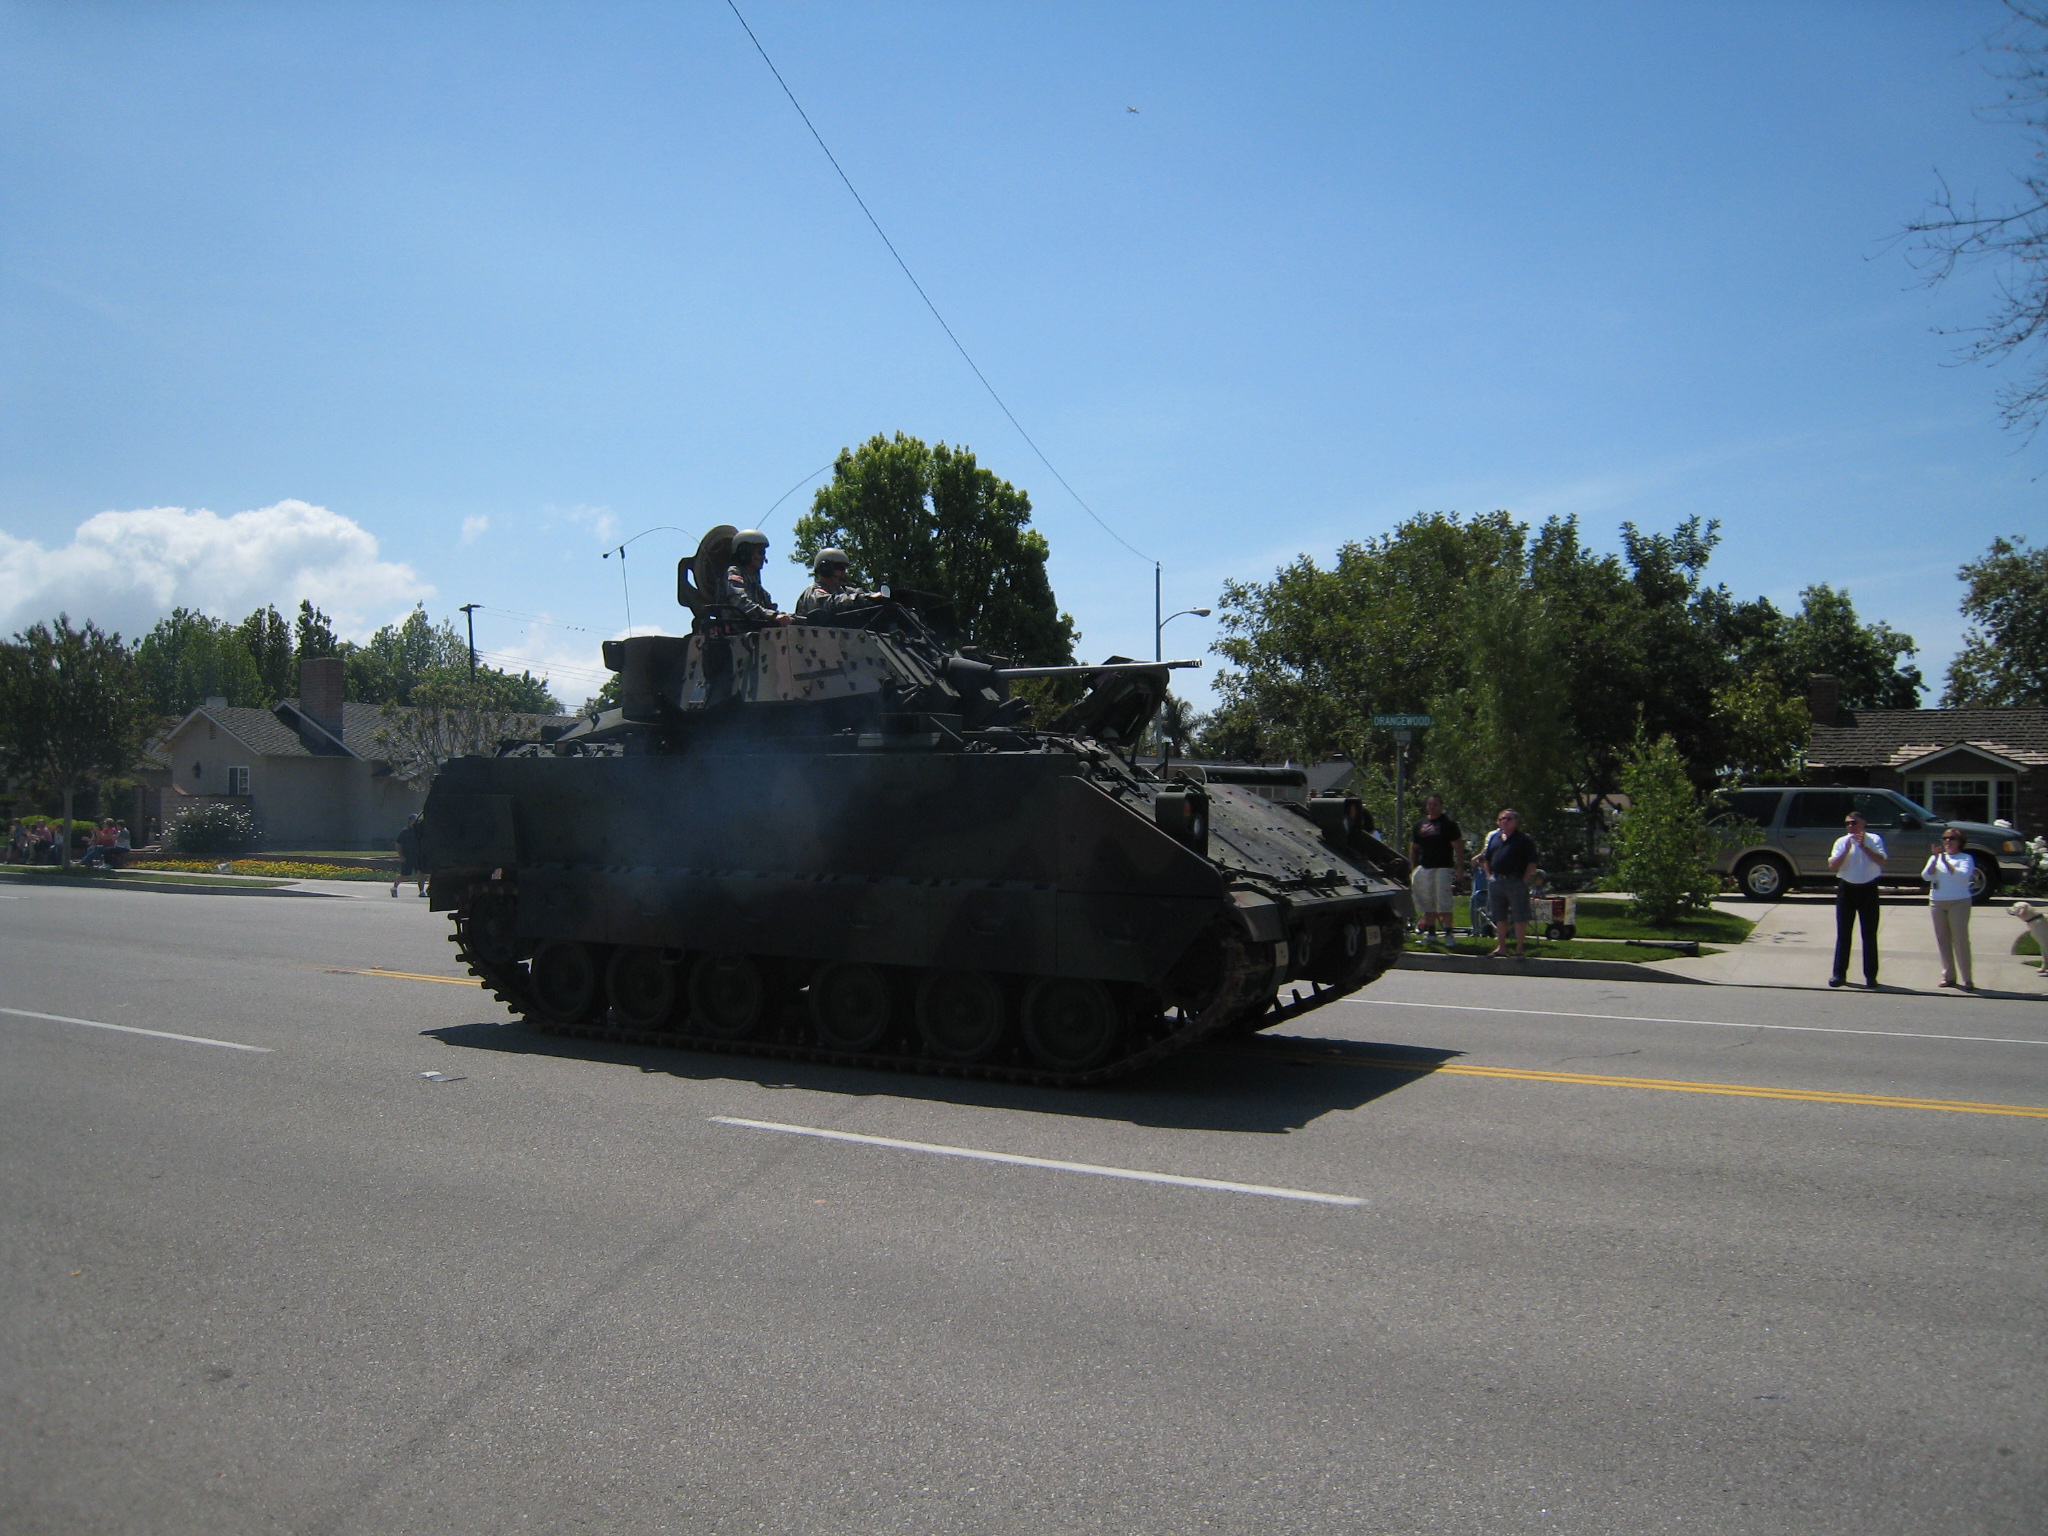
[393,814,427,897]
[4,820,25,864]
[1922,830,1976,991]
[1407,795,1466,945]
[1482,810,1539,959]
[1828,810,1888,988]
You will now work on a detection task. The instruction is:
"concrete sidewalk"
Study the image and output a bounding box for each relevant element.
[1659,892,2044,995]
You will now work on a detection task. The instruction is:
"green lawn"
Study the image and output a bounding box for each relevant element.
[0,865,290,889]
[1405,894,1749,963]
[1407,933,1721,964]
[2015,930,2041,957]
[1569,898,1755,945]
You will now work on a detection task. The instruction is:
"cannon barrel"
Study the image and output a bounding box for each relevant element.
[994,659,1201,680]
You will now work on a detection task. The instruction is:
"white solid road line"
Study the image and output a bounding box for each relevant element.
[711,1116,1366,1206]
[0,1006,271,1053]
[1351,997,2048,1048]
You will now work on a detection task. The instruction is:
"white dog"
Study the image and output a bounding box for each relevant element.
[2009,901,2048,980]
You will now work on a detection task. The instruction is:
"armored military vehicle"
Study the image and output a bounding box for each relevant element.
[421,527,1411,1086]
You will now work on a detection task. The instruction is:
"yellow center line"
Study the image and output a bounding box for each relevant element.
[1262,1052,2048,1119]
[321,967,2046,1119]
[325,967,482,988]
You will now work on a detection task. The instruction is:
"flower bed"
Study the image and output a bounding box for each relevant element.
[131,859,394,882]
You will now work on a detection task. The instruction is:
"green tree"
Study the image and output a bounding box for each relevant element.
[793,433,1077,665]
[1710,675,1811,782]
[1609,732,1721,925]
[134,608,266,716]
[295,599,339,659]
[1772,584,1922,709]
[1420,563,1574,851]
[237,604,296,703]
[1213,510,1524,766]
[1945,534,2048,704]
[373,675,534,787]
[0,616,152,868]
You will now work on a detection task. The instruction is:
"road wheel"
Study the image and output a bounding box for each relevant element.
[915,970,1008,1062]
[459,890,523,965]
[690,954,769,1039]
[1967,854,2002,905]
[529,941,601,1023]
[1544,922,1567,941]
[810,963,896,1051]
[1735,855,1792,901]
[606,946,680,1030]
[1020,978,1125,1073]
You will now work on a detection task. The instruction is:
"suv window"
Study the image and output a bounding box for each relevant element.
[1728,790,1783,826]
[1851,791,1904,829]
[1786,790,1854,828]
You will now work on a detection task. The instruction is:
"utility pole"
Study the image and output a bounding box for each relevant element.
[1154,563,1161,663]
[458,603,479,679]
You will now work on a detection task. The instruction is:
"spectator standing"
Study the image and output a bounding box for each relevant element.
[393,814,426,898]
[1469,822,1500,939]
[4,820,24,864]
[1407,795,1466,945]
[1481,810,1539,959]
[1828,810,1888,988]
[1921,830,1976,991]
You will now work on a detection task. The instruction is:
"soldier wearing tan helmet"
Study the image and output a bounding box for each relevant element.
[724,529,792,627]
[795,547,860,620]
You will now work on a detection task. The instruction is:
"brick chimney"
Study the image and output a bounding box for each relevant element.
[1806,673,1840,728]
[300,656,346,739]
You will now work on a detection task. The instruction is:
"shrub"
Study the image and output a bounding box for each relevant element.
[165,802,259,857]
[1608,733,1720,926]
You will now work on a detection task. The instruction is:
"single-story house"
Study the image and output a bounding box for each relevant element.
[138,657,574,850]
[1803,674,2047,835]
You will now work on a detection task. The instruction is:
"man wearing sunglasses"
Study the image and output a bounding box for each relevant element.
[1827,810,1888,988]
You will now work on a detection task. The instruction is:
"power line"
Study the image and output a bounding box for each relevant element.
[472,605,602,635]
[723,0,1155,565]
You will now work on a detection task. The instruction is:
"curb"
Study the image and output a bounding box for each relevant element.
[1398,951,1706,985]
[0,873,337,899]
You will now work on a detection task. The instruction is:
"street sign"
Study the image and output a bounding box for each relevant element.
[1372,713,1433,729]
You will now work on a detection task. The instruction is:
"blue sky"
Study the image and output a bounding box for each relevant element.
[1,1,2039,709]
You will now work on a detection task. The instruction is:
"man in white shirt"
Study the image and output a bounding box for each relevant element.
[1827,809,1888,988]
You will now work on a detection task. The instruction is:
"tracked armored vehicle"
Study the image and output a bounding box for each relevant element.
[421,528,1412,1086]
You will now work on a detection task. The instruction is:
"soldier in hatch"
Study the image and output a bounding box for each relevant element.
[724,529,793,627]
[793,547,873,621]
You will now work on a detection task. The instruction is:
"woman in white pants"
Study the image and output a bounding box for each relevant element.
[1922,830,1977,990]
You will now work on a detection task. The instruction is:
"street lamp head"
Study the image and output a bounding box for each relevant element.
[1192,607,1212,617]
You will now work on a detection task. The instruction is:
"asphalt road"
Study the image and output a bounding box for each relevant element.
[3,882,2043,1535]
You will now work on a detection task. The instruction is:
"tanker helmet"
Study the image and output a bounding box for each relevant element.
[813,547,850,573]
[732,529,770,552]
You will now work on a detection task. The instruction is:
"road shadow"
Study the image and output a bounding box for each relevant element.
[421,1021,1463,1134]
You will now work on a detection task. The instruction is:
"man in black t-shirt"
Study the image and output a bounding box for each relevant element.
[1407,795,1465,944]
[1480,809,1539,959]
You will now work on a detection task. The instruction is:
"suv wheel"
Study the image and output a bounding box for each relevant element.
[1736,854,1791,901]
[1968,854,2001,905]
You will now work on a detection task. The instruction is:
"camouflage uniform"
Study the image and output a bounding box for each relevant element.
[723,564,780,626]
[794,583,861,620]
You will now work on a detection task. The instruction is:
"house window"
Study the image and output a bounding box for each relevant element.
[1909,777,2016,825]
[227,766,250,796]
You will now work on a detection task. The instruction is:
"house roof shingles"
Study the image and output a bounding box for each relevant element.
[1807,707,2048,770]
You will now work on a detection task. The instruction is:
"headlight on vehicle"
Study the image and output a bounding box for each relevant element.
[2003,840,2022,854]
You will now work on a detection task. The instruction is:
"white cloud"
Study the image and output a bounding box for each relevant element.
[0,500,431,642]
[564,504,619,545]
[461,514,490,545]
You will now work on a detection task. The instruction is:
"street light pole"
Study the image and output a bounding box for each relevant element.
[458,603,479,679]
[1154,563,1161,663]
